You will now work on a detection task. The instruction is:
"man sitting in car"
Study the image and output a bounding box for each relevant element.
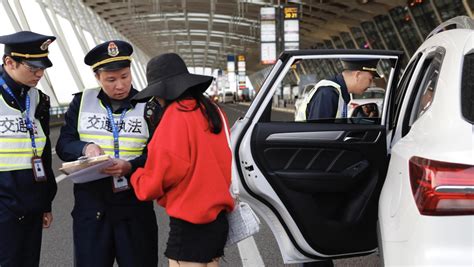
[295,58,381,121]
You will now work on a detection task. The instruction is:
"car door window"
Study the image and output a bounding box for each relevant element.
[389,53,422,131]
[461,53,474,123]
[269,56,394,124]
[402,48,445,136]
[413,58,440,119]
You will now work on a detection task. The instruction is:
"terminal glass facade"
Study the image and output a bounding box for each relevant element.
[433,0,467,21]
[324,40,335,49]
[389,6,422,56]
[360,21,385,50]
[332,36,345,49]
[409,1,440,38]
[373,15,403,52]
[350,27,368,49]
[340,32,356,49]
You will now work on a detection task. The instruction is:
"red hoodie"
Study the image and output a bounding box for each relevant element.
[131,99,234,224]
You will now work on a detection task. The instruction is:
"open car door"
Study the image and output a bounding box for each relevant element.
[230,50,403,263]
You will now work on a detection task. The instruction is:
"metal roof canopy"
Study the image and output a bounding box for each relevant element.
[79,0,405,73]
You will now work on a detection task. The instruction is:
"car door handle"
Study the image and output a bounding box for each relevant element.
[343,131,367,142]
[343,136,363,142]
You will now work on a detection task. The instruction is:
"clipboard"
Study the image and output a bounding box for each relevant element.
[59,155,115,184]
[59,155,111,175]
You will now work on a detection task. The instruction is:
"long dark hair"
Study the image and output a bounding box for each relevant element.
[172,85,223,134]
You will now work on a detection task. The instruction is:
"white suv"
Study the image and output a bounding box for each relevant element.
[230,16,473,265]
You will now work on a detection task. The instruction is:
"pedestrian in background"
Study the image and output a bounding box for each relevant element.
[56,40,160,266]
[0,31,57,266]
[131,53,234,267]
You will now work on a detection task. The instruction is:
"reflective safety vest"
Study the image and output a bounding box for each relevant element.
[294,80,346,121]
[78,88,149,161]
[0,88,46,171]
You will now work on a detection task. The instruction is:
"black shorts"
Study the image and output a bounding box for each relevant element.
[165,211,228,263]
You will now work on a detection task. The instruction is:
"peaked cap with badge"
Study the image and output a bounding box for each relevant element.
[84,40,133,72]
[0,31,56,68]
[341,58,383,78]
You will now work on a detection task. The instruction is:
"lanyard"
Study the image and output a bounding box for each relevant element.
[105,105,127,159]
[0,78,38,156]
[342,104,348,118]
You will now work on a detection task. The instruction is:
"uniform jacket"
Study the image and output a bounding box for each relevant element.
[131,99,234,224]
[56,88,160,221]
[307,74,351,120]
[0,66,57,218]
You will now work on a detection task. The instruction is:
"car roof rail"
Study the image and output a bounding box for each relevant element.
[426,16,474,40]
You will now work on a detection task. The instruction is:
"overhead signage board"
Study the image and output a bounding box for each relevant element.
[260,7,277,65]
[260,7,276,20]
[261,42,277,65]
[284,6,299,19]
[261,21,276,42]
[238,55,246,90]
[227,55,235,72]
[284,20,299,42]
[283,6,299,51]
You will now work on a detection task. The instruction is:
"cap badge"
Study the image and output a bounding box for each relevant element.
[107,42,119,57]
[362,67,377,72]
[40,39,52,51]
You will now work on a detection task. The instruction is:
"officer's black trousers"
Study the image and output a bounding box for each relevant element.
[72,208,158,267]
[0,208,43,267]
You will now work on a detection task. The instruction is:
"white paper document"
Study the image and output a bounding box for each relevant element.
[66,159,115,184]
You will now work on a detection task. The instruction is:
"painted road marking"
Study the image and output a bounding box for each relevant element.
[238,236,265,267]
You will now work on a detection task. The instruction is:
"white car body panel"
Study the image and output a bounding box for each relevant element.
[379,29,474,266]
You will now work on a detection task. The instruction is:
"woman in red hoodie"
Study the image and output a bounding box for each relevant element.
[131,53,234,267]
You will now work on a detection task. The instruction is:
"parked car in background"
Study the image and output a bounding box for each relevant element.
[348,87,385,116]
[229,16,474,266]
[219,91,235,103]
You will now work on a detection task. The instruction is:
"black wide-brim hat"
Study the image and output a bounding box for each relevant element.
[132,53,213,102]
[0,31,56,68]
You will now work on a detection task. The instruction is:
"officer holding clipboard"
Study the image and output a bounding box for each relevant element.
[56,40,160,266]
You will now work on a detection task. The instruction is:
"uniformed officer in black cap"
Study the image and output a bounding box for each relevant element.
[0,31,58,266]
[56,40,160,266]
[295,58,381,121]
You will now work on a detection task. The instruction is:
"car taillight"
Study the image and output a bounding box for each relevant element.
[409,156,474,216]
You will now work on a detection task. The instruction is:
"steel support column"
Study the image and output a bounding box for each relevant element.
[429,0,443,24]
[40,0,85,91]
[406,5,425,41]
[462,0,473,18]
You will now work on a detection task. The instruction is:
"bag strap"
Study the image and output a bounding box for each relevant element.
[217,107,239,197]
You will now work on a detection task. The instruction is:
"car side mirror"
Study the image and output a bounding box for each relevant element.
[351,103,379,118]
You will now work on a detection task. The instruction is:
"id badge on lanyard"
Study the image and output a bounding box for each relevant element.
[1,79,46,182]
[31,130,46,182]
[106,105,130,193]
[32,156,46,182]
